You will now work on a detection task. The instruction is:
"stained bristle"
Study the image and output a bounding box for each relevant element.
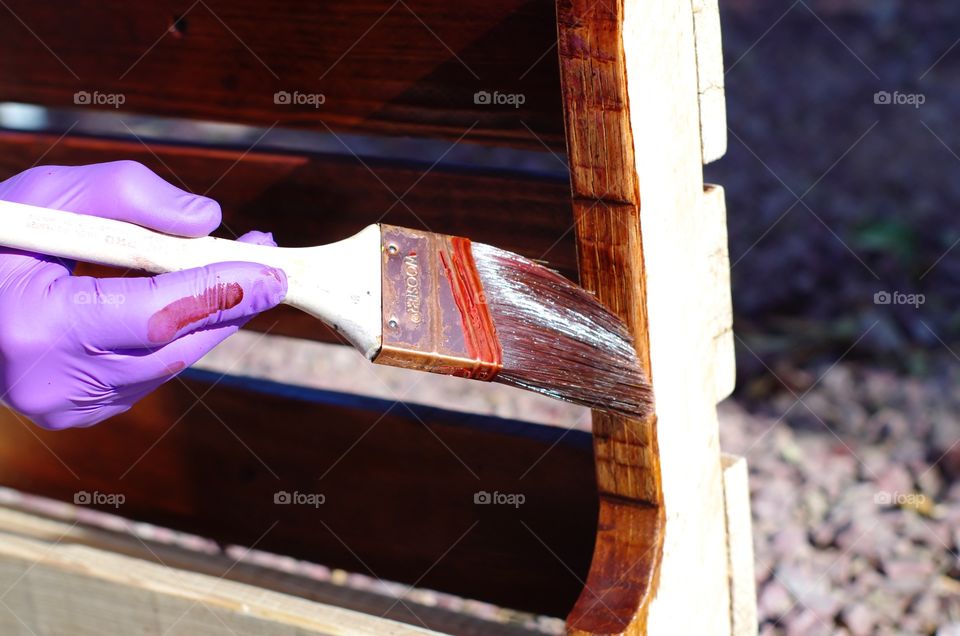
[471,242,653,418]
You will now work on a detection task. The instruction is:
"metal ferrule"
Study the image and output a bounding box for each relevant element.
[374,224,502,381]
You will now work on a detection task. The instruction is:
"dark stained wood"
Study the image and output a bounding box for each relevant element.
[0,0,564,149]
[0,371,598,617]
[567,502,662,633]
[567,208,664,634]
[0,130,577,343]
[557,0,665,632]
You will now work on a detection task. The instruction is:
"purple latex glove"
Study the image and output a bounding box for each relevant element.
[0,161,287,430]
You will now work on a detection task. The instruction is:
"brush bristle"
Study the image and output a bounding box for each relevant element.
[471,242,653,418]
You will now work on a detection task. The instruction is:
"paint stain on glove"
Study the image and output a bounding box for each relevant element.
[147,282,244,343]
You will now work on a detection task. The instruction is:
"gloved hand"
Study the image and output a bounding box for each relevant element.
[0,161,287,430]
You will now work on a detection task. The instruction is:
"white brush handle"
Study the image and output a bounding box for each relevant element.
[0,199,383,358]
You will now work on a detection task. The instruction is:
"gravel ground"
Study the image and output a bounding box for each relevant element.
[720,362,960,634]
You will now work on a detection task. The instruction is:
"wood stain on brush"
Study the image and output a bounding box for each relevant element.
[437,236,502,380]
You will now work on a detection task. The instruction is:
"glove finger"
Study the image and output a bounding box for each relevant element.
[0,161,221,237]
[102,317,246,387]
[96,231,279,385]
[60,261,286,350]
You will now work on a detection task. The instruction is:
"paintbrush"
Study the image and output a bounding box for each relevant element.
[0,200,652,417]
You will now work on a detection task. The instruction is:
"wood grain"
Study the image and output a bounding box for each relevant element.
[558,0,735,633]
[0,522,444,635]
[0,0,564,149]
[692,0,728,164]
[0,373,597,618]
[557,0,663,632]
[0,505,551,635]
[0,130,577,344]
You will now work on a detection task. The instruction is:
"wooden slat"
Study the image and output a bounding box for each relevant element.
[0,129,577,343]
[721,454,759,636]
[0,0,564,149]
[0,520,443,635]
[558,0,735,633]
[692,0,727,164]
[703,184,735,402]
[557,1,662,633]
[0,504,554,635]
[0,372,597,618]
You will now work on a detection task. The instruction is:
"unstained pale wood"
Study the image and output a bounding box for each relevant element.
[0,518,442,635]
[704,184,736,402]
[0,503,552,635]
[693,0,728,164]
[623,1,733,632]
[722,454,759,636]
